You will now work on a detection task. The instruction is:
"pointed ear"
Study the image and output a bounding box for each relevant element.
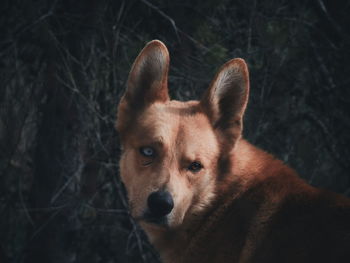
[200,58,249,145]
[116,40,170,134]
[124,40,170,107]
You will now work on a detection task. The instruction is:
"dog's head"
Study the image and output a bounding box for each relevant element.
[116,40,249,229]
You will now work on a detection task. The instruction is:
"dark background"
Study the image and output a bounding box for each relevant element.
[1,0,349,262]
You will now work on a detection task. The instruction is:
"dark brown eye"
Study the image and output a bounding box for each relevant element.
[187,162,203,173]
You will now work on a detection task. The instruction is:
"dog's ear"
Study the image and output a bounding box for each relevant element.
[200,58,249,146]
[117,40,170,134]
[124,40,170,107]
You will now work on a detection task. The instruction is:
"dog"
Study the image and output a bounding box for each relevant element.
[116,40,350,263]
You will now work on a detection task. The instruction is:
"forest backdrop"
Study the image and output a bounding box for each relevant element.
[1,0,350,262]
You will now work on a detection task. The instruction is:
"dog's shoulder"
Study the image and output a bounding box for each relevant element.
[185,139,350,263]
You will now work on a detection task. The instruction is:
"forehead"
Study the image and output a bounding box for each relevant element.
[132,101,218,154]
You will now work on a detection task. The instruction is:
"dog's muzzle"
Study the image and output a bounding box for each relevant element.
[144,190,174,225]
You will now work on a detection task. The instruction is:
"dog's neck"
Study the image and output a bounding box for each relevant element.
[140,138,288,263]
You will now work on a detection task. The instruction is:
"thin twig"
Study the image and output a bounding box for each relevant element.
[140,0,180,42]
[0,0,58,58]
[317,0,349,39]
[50,162,83,204]
[19,174,34,226]
[29,206,66,241]
[139,0,213,53]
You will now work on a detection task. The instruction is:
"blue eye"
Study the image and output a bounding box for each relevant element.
[139,146,155,157]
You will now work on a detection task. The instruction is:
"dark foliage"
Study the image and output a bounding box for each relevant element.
[0,0,349,262]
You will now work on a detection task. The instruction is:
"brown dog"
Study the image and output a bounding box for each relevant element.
[116,40,350,263]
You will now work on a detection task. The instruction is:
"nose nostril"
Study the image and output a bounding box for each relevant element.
[147,191,174,217]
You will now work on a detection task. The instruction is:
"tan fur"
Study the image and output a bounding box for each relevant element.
[116,40,350,263]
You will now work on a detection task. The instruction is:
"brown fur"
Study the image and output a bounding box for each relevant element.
[116,40,350,263]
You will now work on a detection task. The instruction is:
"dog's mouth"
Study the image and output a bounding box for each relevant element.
[139,212,169,227]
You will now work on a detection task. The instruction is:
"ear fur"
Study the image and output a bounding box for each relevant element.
[200,58,249,146]
[117,40,170,133]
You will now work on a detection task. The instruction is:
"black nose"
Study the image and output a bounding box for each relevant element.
[147,191,174,217]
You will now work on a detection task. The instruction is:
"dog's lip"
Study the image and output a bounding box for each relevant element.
[138,212,169,227]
